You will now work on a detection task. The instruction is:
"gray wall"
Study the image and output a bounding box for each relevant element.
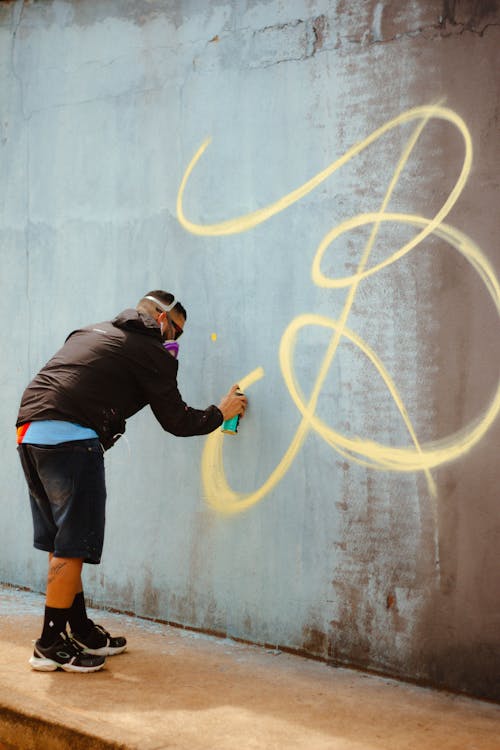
[1,0,499,700]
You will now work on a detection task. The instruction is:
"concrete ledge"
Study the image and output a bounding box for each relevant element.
[1,585,499,750]
[0,704,125,750]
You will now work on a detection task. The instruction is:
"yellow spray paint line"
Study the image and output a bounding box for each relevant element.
[181,105,499,516]
[305,110,437,501]
[177,105,470,238]
[284,219,500,470]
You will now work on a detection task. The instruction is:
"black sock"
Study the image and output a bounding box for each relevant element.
[40,606,71,647]
[68,591,92,636]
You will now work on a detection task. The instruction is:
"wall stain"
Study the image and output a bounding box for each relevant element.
[441,0,500,33]
[302,624,328,656]
[427,640,499,700]
[312,15,328,54]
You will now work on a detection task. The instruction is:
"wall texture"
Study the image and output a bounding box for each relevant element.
[1,0,499,700]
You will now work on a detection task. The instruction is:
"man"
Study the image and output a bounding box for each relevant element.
[16,290,247,672]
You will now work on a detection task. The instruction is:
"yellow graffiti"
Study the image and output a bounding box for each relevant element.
[177,104,500,515]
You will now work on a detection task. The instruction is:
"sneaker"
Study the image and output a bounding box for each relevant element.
[29,632,105,672]
[70,620,127,656]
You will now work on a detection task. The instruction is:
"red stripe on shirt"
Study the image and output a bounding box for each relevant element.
[16,423,31,444]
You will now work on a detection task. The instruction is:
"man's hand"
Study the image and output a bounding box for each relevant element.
[218,385,248,422]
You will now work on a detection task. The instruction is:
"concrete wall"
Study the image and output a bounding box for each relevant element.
[1,0,499,700]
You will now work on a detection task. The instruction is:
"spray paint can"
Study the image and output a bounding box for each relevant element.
[221,389,244,434]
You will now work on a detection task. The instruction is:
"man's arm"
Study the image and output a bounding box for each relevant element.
[149,383,247,437]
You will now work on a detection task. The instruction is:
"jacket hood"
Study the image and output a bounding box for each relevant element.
[111,308,162,339]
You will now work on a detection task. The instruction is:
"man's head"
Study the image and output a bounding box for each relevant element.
[137,290,187,342]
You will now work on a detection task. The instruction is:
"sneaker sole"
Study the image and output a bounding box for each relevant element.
[29,655,105,673]
[80,644,127,656]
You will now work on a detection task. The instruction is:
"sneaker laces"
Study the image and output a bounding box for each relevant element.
[62,632,86,655]
[94,624,111,639]
[39,631,85,660]
[93,622,126,648]
[80,619,110,640]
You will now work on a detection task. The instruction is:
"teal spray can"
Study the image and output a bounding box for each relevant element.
[221,389,244,434]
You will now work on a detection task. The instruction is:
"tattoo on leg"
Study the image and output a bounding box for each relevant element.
[47,560,68,585]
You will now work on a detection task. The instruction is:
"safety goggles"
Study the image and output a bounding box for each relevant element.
[144,295,183,339]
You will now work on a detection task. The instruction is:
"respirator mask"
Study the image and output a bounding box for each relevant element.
[162,340,179,358]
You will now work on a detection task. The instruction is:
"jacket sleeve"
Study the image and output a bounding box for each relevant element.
[137,348,223,437]
[152,393,223,437]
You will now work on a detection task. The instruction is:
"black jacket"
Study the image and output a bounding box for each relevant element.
[17,309,223,449]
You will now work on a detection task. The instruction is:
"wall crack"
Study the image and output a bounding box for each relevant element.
[349,20,500,45]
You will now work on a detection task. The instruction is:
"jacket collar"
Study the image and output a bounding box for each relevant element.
[111,309,162,339]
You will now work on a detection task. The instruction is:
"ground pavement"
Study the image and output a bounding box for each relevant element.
[0,585,498,750]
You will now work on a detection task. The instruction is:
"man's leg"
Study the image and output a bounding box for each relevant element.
[40,554,83,646]
[68,572,128,656]
[67,567,92,637]
[30,553,104,671]
[46,553,96,640]
[18,441,106,671]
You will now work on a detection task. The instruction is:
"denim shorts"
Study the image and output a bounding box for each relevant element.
[17,439,106,564]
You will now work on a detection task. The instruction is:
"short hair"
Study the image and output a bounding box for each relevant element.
[139,290,187,320]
